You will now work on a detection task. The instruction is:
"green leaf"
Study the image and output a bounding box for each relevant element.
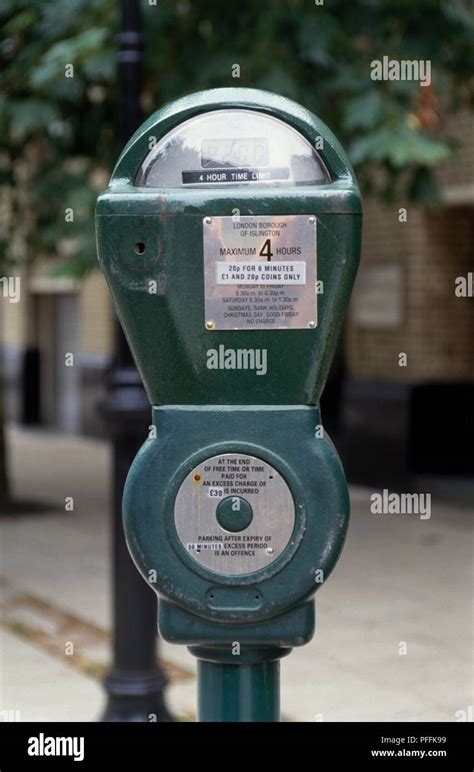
[82,51,115,82]
[349,126,452,168]
[342,92,385,132]
[3,8,37,34]
[29,28,109,89]
[10,100,58,134]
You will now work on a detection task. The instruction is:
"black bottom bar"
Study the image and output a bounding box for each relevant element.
[0,722,471,766]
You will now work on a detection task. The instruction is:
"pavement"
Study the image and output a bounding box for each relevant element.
[0,426,472,722]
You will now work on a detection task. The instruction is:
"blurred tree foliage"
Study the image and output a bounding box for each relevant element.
[0,0,473,276]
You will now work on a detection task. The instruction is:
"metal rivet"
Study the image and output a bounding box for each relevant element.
[266,547,274,555]
[204,217,212,224]
[308,320,316,328]
[309,216,315,223]
[205,320,215,330]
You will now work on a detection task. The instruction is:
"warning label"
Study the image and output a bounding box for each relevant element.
[174,453,295,576]
[203,215,317,330]
[190,456,275,562]
[202,456,264,487]
[187,535,272,559]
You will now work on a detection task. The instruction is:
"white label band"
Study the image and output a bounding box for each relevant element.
[216,261,306,285]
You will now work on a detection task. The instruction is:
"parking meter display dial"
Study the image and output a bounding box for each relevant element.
[134,109,330,188]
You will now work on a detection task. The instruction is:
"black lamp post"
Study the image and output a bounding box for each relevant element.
[100,0,173,722]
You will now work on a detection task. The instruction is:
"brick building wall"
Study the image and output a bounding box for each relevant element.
[346,110,473,384]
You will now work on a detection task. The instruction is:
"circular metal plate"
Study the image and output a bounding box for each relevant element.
[174,453,295,576]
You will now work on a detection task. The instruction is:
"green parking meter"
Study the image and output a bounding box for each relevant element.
[96,88,362,722]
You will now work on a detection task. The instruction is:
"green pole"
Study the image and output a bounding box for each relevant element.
[197,660,280,722]
[191,646,290,722]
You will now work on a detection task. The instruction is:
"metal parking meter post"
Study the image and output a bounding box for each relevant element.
[97,88,362,721]
[100,0,172,722]
[195,650,284,722]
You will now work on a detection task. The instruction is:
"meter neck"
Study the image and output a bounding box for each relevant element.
[190,645,290,722]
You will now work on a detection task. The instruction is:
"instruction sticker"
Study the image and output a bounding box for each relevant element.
[203,214,317,330]
[174,454,295,576]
